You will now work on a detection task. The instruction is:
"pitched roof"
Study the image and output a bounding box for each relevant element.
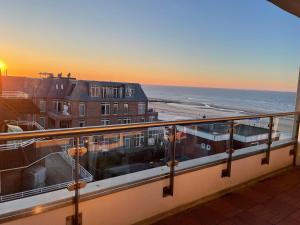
[2,76,148,102]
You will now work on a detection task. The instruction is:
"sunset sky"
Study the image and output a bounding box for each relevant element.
[0,0,299,91]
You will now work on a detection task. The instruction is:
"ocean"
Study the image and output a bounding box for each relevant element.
[143,85,296,114]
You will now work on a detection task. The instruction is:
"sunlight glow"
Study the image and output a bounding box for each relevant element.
[0,60,6,70]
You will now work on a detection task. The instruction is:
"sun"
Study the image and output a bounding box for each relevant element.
[0,60,6,70]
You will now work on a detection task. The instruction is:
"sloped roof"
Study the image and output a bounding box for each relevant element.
[2,76,148,102]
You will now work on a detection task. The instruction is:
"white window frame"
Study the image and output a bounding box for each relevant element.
[138,103,146,115]
[113,103,118,115]
[123,136,131,149]
[134,134,144,147]
[101,103,110,115]
[123,103,129,114]
[101,119,110,126]
[90,85,99,97]
[123,118,131,124]
[79,103,86,117]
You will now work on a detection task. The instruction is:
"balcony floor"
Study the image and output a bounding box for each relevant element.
[154,167,300,225]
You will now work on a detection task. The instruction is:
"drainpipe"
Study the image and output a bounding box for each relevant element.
[294,67,300,165]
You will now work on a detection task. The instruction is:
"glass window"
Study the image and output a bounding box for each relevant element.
[113,88,119,98]
[101,103,110,115]
[123,136,131,149]
[79,103,85,117]
[124,103,129,114]
[138,103,146,114]
[134,134,144,147]
[90,85,99,97]
[101,119,110,126]
[39,100,46,112]
[113,103,118,114]
[123,118,131,124]
[79,120,85,127]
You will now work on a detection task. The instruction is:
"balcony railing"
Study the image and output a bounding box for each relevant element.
[0,111,299,225]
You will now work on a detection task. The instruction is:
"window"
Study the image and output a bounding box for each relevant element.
[101,87,112,98]
[113,88,119,98]
[125,87,134,97]
[140,117,145,123]
[148,129,161,145]
[101,119,110,126]
[110,135,120,144]
[55,84,59,90]
[90,85,100,97]
[118,118,123,124]
[201,143,206,149]
[206,144,211,151]
[123,103,129,114]
[39,100,46,112]
[101,103,110,115]
[113,103,118,114]
[39,117,46,127]
[79,120,85,127]
[61,84,64,90]
[138,103,146,114]
[134,134,144,147]
[123,118,131,124]
[53,100,62,112]
[118,87,123,98]
[123,136,131,149]
[79,103,85,117]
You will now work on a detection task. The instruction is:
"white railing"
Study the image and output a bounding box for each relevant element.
[0,121,45,151]
[0,91,30,99]
[0,152,93,203]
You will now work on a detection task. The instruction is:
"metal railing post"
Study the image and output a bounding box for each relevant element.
[261,116,273,165]
[163,125,178,197]
[66,137,87,225]
[222,120,234,177]
[74,137,80,225]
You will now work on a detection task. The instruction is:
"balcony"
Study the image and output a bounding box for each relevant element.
[0,111,299,225]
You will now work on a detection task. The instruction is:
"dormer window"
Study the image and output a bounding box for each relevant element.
[90,85,99,97]
[113,88,119,98]
[125,87,134,97]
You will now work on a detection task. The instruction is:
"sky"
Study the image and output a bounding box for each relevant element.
[0,0,299,91]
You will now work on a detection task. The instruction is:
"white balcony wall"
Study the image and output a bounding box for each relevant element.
[2,145,294,225]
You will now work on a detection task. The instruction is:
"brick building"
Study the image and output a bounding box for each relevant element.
[2,74,158,129]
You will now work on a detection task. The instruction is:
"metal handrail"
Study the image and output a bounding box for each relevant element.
[0,111,298,141]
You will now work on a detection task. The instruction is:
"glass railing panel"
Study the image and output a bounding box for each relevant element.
[81,126,169,182]
[233,117,271,153]
[0,135,77,202]
[175,122,230,168]
[272,115,295,144]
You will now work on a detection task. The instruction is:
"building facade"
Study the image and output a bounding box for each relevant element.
[2,74,158,129]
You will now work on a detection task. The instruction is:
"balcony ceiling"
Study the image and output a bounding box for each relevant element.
[268,0,300,18]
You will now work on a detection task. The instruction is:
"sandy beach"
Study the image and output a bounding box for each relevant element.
[149,100,295,136]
